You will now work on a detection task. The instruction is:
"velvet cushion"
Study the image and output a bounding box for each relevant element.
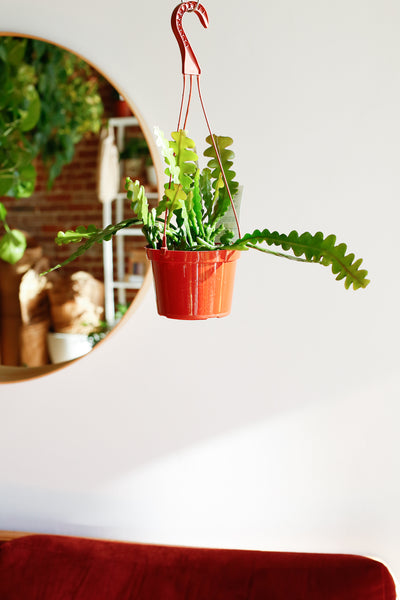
[0,535,396,600]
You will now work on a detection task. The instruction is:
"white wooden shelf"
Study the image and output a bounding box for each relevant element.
[112,278,144,290]
[101,117,158,323]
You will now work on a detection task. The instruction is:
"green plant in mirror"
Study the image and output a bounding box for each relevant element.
[119,137,150,161]
[87,304,129,348]
[27,39,104,188]
[0,37,104,196]
[0,38,40,198]
[0,202,26,264]
[46,129,370,291]
[0,36,104,264]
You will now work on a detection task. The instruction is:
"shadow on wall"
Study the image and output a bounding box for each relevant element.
[0,372,399,571]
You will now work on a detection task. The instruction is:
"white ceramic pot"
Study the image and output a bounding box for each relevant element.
[47,332,92,364]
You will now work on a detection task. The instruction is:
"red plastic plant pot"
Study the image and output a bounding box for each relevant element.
[145,248,240,320]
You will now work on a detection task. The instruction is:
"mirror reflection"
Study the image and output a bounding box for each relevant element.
[0,35,157,370]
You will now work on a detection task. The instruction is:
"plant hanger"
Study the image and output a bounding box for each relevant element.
[165,1,241,249]
[44,2,370,321]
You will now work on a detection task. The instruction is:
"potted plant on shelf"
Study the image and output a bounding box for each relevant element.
[45,127,370,320]
[114,93,132,118]
[120,136,151,180]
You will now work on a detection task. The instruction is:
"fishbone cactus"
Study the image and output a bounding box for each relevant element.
[45,129,369,291]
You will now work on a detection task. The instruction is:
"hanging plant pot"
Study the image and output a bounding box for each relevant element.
[45,4,370,303]
[146,248,240,320]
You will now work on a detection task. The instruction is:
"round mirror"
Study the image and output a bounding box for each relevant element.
[0,34,159,383]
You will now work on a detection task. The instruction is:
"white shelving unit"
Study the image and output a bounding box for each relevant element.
[102,117,158,324]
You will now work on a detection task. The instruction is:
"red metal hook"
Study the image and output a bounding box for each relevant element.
[171,2,209,75]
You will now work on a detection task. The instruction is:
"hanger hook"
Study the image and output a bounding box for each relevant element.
[181,0,200,6]
[171,2,209,75]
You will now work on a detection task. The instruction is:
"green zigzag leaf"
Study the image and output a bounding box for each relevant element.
[42,218,141,274]
[229,229,370,290]
[157,183,187,225]
[125,178,149,226]
[199,167,213,220]
[169,130,198,189]
[204,134,239,224]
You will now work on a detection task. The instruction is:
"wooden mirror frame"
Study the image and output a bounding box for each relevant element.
[0,33,162,385]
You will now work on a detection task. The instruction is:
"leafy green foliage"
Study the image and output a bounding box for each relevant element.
[87,304,129,347]
[204,135,239,225]
[119,137,149,160]
[27,39,104,188]
[0,229,27,264]
[0,36,104,199]
[0,201,27,264]
[0,37,105,264]
[49,130,369,290]
[0,38,39,198]
[43,218,141,274]
[169,129,198,188]
[151,128,240,250]
[154,127,180,183]
[228,229,369,290]
[0,203,6,223]
[125,178,162,248]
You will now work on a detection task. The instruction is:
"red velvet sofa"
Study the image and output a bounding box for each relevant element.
[0,532,396,599]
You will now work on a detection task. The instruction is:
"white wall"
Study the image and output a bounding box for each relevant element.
[1,0,399,585]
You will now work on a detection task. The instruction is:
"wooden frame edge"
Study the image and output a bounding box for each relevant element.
[0,32,163,386]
